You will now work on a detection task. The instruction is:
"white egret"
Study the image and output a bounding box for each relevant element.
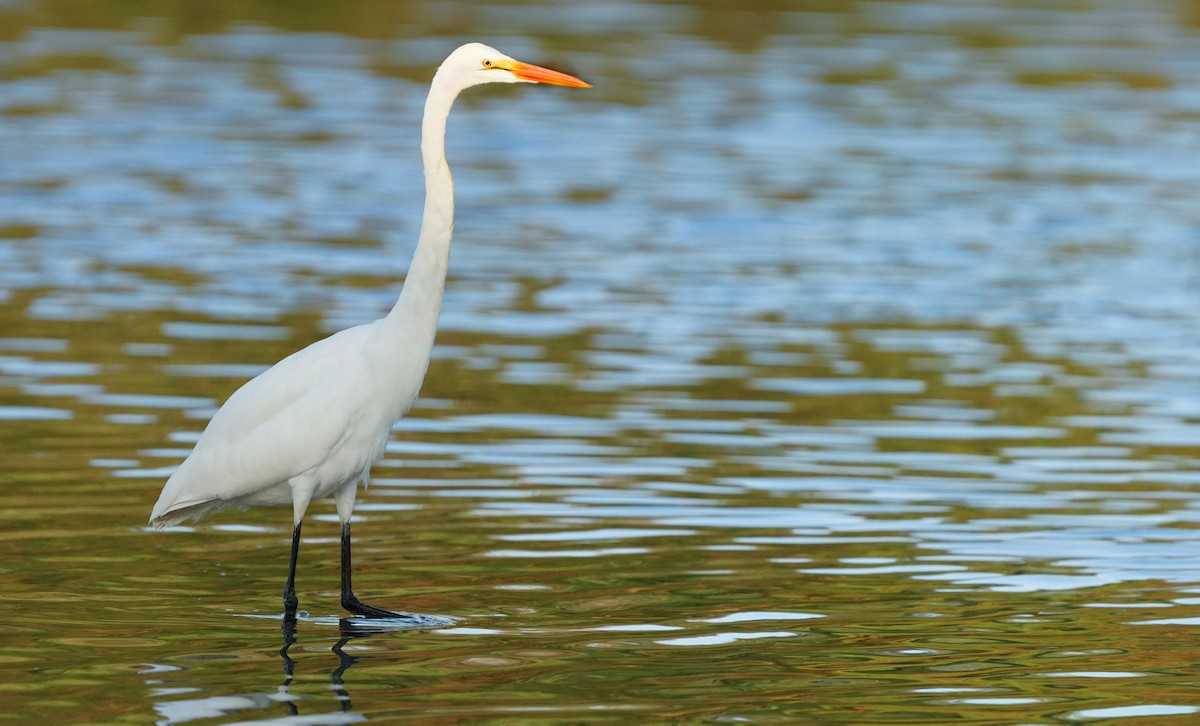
[150,43,590,621]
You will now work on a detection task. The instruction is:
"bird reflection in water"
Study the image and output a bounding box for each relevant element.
[277,615,362,720]
[152,616,444,724]
[276,614,441,722]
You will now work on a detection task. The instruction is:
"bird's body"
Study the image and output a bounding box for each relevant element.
[151,320,415,525]
[149,43,590,621]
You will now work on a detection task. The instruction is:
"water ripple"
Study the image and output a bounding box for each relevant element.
[5,2,1200,724]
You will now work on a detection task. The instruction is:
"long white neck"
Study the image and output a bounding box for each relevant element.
[385,71,460,344]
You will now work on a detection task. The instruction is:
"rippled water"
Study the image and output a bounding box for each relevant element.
[5,0,1200,723]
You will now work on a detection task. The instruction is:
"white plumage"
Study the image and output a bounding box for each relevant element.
[149,43,590,620]
[151,322,407,525]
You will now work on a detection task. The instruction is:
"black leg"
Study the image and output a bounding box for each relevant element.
[340,521,406,618]
[283,522,301,616]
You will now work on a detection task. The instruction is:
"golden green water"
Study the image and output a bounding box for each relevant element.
[5,0,1200,723]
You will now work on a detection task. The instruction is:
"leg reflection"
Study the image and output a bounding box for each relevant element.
[272,615,452,719]
[330,630,360,713]
[278,613,300,717]
[272,617,388,720]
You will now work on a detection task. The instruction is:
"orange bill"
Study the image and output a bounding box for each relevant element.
[501,60,591,88]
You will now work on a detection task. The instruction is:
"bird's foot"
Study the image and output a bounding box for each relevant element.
[283,590,299,617]
[341,592,454,627]
[343,594,407,619]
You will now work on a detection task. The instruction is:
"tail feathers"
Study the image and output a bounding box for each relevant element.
[150,455,218,528]
[149,491,223,529]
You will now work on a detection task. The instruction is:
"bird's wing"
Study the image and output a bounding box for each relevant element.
[150,323,380,525]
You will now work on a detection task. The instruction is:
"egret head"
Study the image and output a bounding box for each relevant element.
[438,43,591,91]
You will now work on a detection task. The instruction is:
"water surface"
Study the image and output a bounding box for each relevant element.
[4,0,1200,723]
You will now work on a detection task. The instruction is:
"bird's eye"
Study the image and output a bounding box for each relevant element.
[482,59,494,68]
